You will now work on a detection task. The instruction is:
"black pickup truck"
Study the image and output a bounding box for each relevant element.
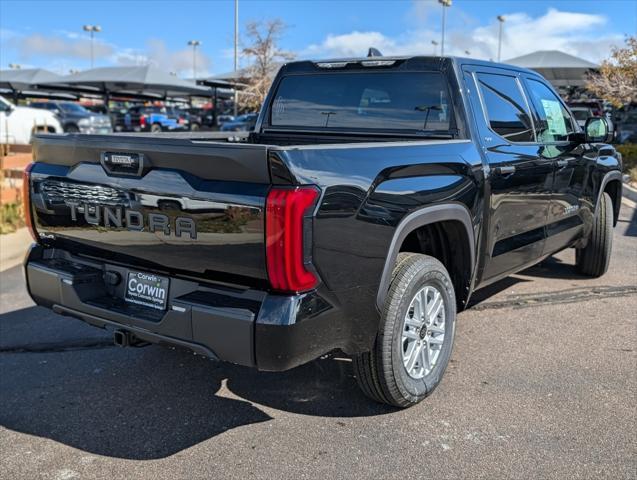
[24,56,622,407]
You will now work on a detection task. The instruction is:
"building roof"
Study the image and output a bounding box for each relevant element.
[505,50,599,69]
[505,50,599,88]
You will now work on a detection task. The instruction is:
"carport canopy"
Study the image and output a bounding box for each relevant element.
[0,68,77,100]
[0,68,65,90]
[505,50,599,88]
[38,65,212,99]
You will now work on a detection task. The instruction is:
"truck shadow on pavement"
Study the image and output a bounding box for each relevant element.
[0,250,611,460]
[467,252,607,308]
[0,307,392,460]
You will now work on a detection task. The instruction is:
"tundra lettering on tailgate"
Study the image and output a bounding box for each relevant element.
[67,202,197,239]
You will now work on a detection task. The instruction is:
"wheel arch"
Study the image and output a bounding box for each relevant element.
[376,203,476,311]
[597,170,623,226]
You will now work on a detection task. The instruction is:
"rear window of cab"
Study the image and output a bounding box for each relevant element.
[270,72,452,133]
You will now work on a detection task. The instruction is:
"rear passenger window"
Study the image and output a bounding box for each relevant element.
[525,79,575,143]
[476,73,534,142]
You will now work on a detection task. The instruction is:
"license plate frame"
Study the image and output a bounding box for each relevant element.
[125,270,169,311]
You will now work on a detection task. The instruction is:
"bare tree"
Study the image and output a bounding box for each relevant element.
[238,19,294,112]
[586,36,637,107]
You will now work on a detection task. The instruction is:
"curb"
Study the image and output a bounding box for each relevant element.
[622,180,637,204]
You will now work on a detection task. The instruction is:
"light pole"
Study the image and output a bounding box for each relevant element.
[83,25,101,68]
[497,15,505,62]
[188,40,201,81]
[233,0,239,117]
[438,0,452,56]
[431,40,439,56]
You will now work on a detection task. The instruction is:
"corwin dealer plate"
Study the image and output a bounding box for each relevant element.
[125,271,169,310]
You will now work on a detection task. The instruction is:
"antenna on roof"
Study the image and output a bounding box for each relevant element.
[367,47,383,57]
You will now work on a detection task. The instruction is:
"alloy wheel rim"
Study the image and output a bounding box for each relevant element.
[401,285,446,380]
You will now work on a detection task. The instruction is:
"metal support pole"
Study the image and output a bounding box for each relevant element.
[213,87,218,127]
[193,45,197,81]
[233,0,239,117]
[497,15,505,62]
[497,22,502,61]
[441,5,446,56]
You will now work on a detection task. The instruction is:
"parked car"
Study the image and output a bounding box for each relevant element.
[187,107,215,130]
[122,106,187,133]
[83,104,109,115]
[25,55,621,408]
[0,95,62,144]
[569,106,594,128]
[568,99,604,117]
[614,108,637,144]
[30,101,112,134]
[216,114,235,127]
[165,106,190,130]
[219,113,258,131]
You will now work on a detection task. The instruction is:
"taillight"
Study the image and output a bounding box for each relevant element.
[22,163,37,241]
[266,186,319,293]
[140,114,147,127]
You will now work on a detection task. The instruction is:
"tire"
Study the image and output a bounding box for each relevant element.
[150,123,162,133]
[65,124,79,133]
[353,253,456,408]
[575,192,613,277]
[190,123,201,131]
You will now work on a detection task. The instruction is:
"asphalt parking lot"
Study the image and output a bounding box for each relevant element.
[0,201,635,480]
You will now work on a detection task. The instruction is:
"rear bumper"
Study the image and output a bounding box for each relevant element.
[24,245,344,371]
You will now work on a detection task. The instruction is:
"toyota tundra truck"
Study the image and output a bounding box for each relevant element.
[23,56,622,407]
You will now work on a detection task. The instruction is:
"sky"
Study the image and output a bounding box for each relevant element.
[0,0,635,78]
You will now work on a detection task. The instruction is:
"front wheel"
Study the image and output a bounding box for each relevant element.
[353,253,456,408]
[575,192,613,277]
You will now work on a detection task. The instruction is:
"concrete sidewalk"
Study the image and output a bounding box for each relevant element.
[0,228,31,272]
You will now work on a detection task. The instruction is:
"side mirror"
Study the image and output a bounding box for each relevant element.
[584,117,612,143]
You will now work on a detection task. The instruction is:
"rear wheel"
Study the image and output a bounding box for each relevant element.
[576,192,613,277]
[150,123,162,133]
[353,253,456,408]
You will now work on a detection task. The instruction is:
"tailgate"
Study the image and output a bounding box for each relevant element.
[30,134,271,285]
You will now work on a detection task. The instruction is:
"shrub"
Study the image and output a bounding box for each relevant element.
[616,143,637,172]
[0,202,25,234]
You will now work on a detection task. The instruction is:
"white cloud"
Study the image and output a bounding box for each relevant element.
[15,33,114,60]
[139,39,213,78]
[304,31,400,58]
[302,7,623,63]
[2,29,213,78]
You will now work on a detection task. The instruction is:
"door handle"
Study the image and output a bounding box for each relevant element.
[495,165,516,175]
[556,159,569,169]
